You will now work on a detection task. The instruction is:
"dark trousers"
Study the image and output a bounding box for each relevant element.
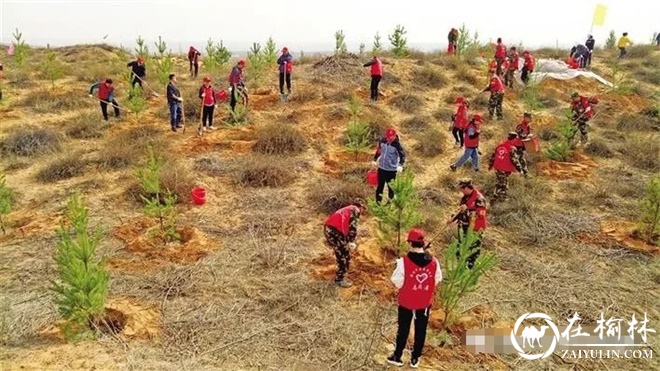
[324,226,350,282]
[100,99,120,120]
[521,67,532,84]
[375,168,397,203]
[495,57,505,74]
[279,72,292,94]
[618,47,627,58]
[457,225,482,269]
[585,51,592,67]
[202,105,214,127]
[394,306,430,359]
[370,75,382,101]
[189,60,199,77]
[452,127,464,146]
[131,76,143,89]
[230,85,248,112]
[504,69,515,88]
[169,102,182,128]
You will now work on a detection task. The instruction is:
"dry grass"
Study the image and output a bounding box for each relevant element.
[126,157,195,204]
[1,126,62,157]
[414,128,446,157]
[537,127,561,141]
[65,111,109,139]
[194,156,229,177]
[618,135,660,172]
[291,85,321,104]
[324,105,351,121]
[308,179,370,214]
[401,115,431,132]
[20,89,89,114]
[584,139,615,158]
[35,154,89,183]
[616,113,657,131]
[412,67,447,89]
[253,123,308,155]
[633,68,660,85]
[97,126,166,170]
[366,119,390,142]
[322,89,352,103]
[625,45,655,59]
[382,71,401,85]
[232,156,296,188]
[390,92,424,113]
[433,107,454,122]
[455,65,479,86]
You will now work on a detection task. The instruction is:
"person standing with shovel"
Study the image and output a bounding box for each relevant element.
[89,78,120,121]
[127,57,146,90]
[277,47,293,102]
[166,74,184,132]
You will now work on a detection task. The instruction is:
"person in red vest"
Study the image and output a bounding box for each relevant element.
[446,179,488,269]
[363,55,383,102]
[228,60,248,112]
[570,92,596,144]
[450,114,483,172]
[487,58,498,75]
[447,28,459,54]
[387,229,442,368]
[483,71,505,120]
[188,46,201,78]
[277,47,293,99]
[451,96,469,148]
[504,46,519,88]
[198,76,217,132]
[521,51,535,85]
[494,38,507,74]
[89,78,120,121]
[513,112,533,172]
[323,200,366,288]
[488,132,525,200]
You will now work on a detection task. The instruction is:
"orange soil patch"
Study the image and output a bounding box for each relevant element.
[536,152,598,180]
[39,297,161,341]
[600,220,659,255]
[107,218,220,273]
[250,93,280,111]
[0,210,63,243]
[534,114,558,128]
[322,148,373,177]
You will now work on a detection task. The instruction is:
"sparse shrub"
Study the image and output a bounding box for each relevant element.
[470,93,489,108]
[0,173,12,234]
[617,113,655,131]
[20,89,88,114]
[158,160,195,204]
[334,30,347,55]
[402,115,431,131]
[194,156,227,177]
[359,43,366,55]
[634,68,660,85]
[2,126,61,157]
[323,89,352,103]
[455,65,478,86]
[253,123,307,155]
[308,179,370,214]
[367,119,389,142]
[41,44,65,89]
[641,107,659,119]
[391,92,424,113]
[66,112,109,139]
[440,227,497,326]
[36,154,88,183]
[638,175,660,244]
[415,128,446,157]
[325,105,350,121]
[584,139,614,158]
[413,67,446,89]
[98,126,164,170]
[388,25,408,57]
[234,156,295,188]
[52,194,109,339]
[367,170,422,252]
[382,71,401,85]
[620,135,660,172]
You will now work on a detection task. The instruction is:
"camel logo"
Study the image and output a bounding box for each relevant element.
[511,312,561,360]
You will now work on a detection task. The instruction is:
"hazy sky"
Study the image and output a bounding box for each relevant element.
[1,0,658,53]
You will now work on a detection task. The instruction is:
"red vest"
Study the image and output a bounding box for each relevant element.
[464,190,487,231]
[454,103,468,129]
[463,122,480,148]
[201,85,215,106]
[493,141,518,173]
[495,44,507,58]
[489,75,504,93]
[324,205,359,236]
[98,83,113,100]
[514,121,530,147]
[371,59,383,76]
[572,97,594,118]
[488,60,497,71]
[398,256,438,310]
[508,52,519,69]
[524,55,535,70]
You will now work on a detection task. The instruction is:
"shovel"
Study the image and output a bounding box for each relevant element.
[132,73,160,97]
[89,95,135,114]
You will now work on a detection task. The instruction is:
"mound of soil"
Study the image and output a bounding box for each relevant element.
[313,54,362,78]
[537,152,598,180]
[601,220,659,255]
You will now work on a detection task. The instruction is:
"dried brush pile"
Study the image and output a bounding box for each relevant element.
[313,54,363,80]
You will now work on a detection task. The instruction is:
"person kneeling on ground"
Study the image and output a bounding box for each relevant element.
[387,229,442,369]
[446,179,488,269]
[323,199,366,288]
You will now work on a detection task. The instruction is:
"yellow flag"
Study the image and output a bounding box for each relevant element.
[592,4,607,26]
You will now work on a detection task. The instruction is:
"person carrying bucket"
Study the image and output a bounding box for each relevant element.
[372,127,406,204]
[323,199,366,288]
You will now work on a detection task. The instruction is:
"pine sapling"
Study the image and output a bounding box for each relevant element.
[223,104,248,126]
[263,37,278,65]
[359,43,366,55]
[247,42,266,87]
[638,175,660,244]
[605,30,616,50]
[134,35,149,59]
[0,173,12,235]
[388,25,408,57]
[545,113,577,161]
[373,32,382,54]
[41,44,64,90]
[52,194,109,338]
[335,30,348,56]
[440,226,497,327]
[11,28,29,67]
[204,39,232,73]
[126,84,147,120]
[153,36,174,88]
[367,169,422,252]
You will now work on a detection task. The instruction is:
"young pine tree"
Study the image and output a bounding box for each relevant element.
[605,30,617,50]
[263,37,278,65]
[545,113,577,161]
[125,83,147,120]
[134,35,149,58]
[335,30,348,56]
[372,32,382,54]
[359,43,366,56]
[440,226,497,326]
[41,44,64,89]
[638,175,660,244]
[11,28,29,67]
[52,194,109,338]
[367,169,422,252]
[153,36,174,87]
[204,39,232,73]
[388,25,408,57]
[247,42,266,88]
[0,173,12,235]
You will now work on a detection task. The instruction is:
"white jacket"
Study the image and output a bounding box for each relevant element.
[390,256,443,290]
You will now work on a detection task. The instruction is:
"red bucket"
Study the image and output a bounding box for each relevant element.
[215,89,228,102]
[191,187,207,205]
[524,136,541,153]
[366,169,378,188]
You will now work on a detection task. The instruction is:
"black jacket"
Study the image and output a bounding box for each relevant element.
[585,38,595,51]
[407,251,433,267]
[127,61,146,78]
[167,82,181,105]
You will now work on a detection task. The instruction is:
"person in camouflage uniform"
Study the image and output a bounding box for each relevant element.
[488,132,525,200]
[514,112,533,172]
[447,179,488,269]
[504,46,519,88]
[570,92,596,144]
[323,200,366,288]
[483,70,505,120]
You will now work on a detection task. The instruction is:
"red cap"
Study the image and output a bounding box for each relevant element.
[203,76,211,82]
[455,96,465,104]
[282,47,289,53]
[385,127,397,141]
[472,114,484,122]
[137,57,144,63]
[407,229,425,243]
[238,60,246,66]
[523,50,529,55]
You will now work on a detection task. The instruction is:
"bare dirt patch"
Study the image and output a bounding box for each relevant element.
[536,152,598,180]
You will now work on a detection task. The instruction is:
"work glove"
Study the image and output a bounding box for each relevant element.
[88,94,93,98]
[396,166,403,173]
[214,105,218,108]
[348,242,356,250]
[371,161,378,168]
[201,93,205,98]
[178,97,183,102]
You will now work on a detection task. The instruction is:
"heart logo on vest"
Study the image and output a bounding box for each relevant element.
[415,273,429,284]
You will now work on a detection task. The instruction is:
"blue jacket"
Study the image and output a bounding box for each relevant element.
[374,136,406,171]
[277,53,293,73]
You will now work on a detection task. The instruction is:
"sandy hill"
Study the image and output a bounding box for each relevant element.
[0,43,658,371]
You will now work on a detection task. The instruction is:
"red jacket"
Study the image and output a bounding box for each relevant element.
[188,48,200,62]
[572,96,594,119]
[492,140,518,173]
[489,75,505,93]
[98,83,113,100]
[464,189,487,231]
[398,256,439,310]
[463,121,480,148]
[228,66,243,86]
[199,85,216,106]
[324,205,360,237]
[454,103,468,129]
[524,54,535,70]
[495,43,507,59]
[514,120,531,147]
[508,52,519,70]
